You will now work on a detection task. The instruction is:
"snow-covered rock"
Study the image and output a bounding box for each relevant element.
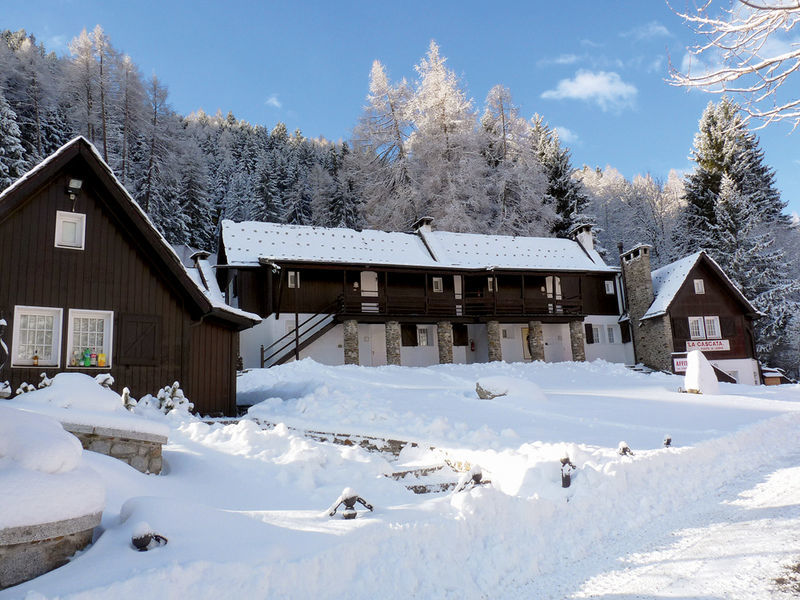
[684,350,719,395]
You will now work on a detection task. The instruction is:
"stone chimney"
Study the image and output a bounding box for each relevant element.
[620,244,653,322]
[411,216,435,234]
[570,223,594,252]
[619,243,673,371]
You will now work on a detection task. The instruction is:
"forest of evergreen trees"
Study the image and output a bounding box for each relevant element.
[1,28,798,373]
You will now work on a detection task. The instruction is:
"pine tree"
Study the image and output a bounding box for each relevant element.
[530,115,590,237]
[0,89,26,190]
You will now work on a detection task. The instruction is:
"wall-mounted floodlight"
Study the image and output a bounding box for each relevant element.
[67,178,83,210]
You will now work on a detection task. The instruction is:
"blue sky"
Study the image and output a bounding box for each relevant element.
[6,0,800,215]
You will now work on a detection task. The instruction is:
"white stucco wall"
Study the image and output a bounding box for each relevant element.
[583,314,635,365]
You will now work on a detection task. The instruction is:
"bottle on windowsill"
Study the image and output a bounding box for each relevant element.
[32,350,39,367]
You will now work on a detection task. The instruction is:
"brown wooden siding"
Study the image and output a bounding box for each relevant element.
[0,162,238,415]
[667,262,755,360]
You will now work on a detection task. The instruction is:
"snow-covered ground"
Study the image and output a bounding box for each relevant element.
[3,359,800,599]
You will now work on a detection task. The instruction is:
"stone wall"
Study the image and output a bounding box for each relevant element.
[636,316,674,372]
[568,320,586,361]
[64,423,166,474]
[343,319,359,365]
[436,321,453,364]
[385,321,401,366]
[0,512,101,590]
[527,321,545,361]
[487,321,502,362]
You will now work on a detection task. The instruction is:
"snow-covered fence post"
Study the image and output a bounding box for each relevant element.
[560,456,576,488]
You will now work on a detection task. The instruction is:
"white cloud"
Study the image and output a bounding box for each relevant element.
[537,53,582,67]
[580,39,603,48]
[541,70,638,112]
[265,94,282,109]
[622,21,672,41]
[553,126,579,145]
[46,34,67,53]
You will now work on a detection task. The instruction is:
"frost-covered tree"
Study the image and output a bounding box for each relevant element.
[0,89,26,190]
[530,115,590,237]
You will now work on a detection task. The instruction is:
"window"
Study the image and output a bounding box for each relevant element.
[67,309,113,368]
[502,327,514,340]
[607,326,616,344]
[452,324,468,347]
[401,323,417,347]
[592,325,602,344]
[417,326,430,346]
[584,323,595,344]
[688,316,706,339]
[432,277,443,293]
[287,271,300,288]
[55,211,86,249]
[11,306,62,367]
[704,316,721,339]
[604,280,615,295]
[694,279,705,294]
[487,277,496,292]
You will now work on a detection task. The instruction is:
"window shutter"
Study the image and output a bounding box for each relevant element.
[401,323,418,347]
[119,314,161,366]
[671,318,690,340]
[620,322,632,344]
[720,317,737,338]
[584,323,594,344]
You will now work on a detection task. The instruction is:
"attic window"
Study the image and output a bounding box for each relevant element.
[604,280,615,295]
[694,279,705,294]
[432,277,443,293]
[55,211,86,249]
[288,271,300,288]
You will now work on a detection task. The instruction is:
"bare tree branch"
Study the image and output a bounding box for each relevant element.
[668,0,800,129]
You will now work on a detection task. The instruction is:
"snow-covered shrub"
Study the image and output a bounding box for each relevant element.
[134,382,194,416]
[38,372,54,389]
[0,380,10,398]
[15,382,36,395]
[95,373,114,388]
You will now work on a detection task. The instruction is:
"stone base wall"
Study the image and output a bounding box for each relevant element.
[64,424,166,474]
[385,321,401,366]
[1,513,100,590]
[528,321,545,361]
[487,321,502,362]
[569,320,586,362]
[343,319,359,365]
[635,316,674,372]
[436,321,453,364]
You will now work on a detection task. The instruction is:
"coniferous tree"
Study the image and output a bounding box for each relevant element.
[0,89,26,190]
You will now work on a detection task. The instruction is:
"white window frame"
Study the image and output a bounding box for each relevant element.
[607,326,616,344]
[604,280,615,295]
[487,276,496,292]
[54,211,86,250]
[704,316,721,339]
[502,327,514,340]
[432,277,443,293]
[688,316,706,340]
[417,326,430,347]
[592,325,602,344]
[66,309,113,368]
[287,271,300,289]
[694,279,705,294]
[11,306,63,367]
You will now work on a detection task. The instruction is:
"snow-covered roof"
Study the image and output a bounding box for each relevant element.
[642,251,757,320]
[221,220,614,273]
[184,256,262,323]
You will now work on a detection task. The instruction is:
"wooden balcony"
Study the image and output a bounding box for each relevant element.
[340,291,582,319]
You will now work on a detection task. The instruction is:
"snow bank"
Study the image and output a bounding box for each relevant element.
[7,373,169,438]
[684,350,719,394]
[0,406,105,529]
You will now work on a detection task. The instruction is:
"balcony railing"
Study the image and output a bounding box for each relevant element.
[340,291,582,318]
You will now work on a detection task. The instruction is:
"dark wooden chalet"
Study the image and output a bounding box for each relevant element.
[217,219,628,368]
[0,137,259,416]
[620,246,761,384]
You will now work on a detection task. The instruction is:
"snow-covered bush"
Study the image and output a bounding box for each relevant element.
[38,372,54,388]
[15,381,36,395]
[134,382,194,416]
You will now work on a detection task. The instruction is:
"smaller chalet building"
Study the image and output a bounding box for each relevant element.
[620,245,761,385]
[217,218,635,369]
[0,138,259,416]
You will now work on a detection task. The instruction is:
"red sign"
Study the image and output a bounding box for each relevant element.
[673,357,688,373]
[686,339,730,352]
